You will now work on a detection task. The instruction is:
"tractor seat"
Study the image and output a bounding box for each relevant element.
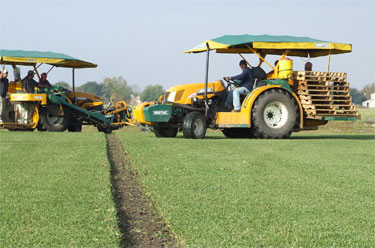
[252,66,267,89]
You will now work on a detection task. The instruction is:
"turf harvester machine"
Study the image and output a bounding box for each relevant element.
[133,35,359,139]
[0,50,133,133]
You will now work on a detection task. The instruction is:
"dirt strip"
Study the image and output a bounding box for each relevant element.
[105,133,178,248]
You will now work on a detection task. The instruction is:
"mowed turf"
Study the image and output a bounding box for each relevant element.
[117,130,375,247]
[0,132,120,247]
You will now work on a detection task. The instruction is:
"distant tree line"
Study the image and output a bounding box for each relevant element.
[140,85,164,102]
[53,79,374,105]
[350,82,375,104]
[53,77,165,103]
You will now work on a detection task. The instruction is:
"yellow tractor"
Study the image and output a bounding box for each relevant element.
[0,50,133,132]
[133,34,359,139]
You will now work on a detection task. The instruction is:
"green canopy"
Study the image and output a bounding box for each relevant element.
[0,50,97,68]
[185,34,352,57]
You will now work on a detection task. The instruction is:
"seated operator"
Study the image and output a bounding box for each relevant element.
[224,60,254,112]
[38,73,52,89]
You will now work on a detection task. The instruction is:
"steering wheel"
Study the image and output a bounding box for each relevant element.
[223,77,237,89]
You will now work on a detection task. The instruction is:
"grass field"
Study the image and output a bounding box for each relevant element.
[118,130,375,247]
[0,132,120,247]
[0,108,374,247]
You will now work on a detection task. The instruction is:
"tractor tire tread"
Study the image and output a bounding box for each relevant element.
[251,89,299,139]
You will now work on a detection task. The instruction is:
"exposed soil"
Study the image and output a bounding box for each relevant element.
[106,134,178,248]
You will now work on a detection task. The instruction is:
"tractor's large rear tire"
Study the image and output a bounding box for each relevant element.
[39,109,70,132]
[221,128,254,138]
[183,111,206,139]
[153,126,178,138]
[251,89,299,139]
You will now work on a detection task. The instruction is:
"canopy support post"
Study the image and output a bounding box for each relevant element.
[258,53,266,67]
[33,65,41,81]
[327,50,331,72]
[246,45,275,70]
[72,68,75,103]
[46,65,55,75]
[204,43,210,116]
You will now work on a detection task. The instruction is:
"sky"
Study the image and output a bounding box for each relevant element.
[1,0,374,90]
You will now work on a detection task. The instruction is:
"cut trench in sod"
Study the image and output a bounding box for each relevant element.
[106,134,178,248]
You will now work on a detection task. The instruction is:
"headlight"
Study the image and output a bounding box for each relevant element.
[167,91,176,102]
[197,88,213,95]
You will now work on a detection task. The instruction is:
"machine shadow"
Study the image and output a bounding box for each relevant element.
[290,134,375,140]
[175,133,375,140]
[175,135,225,140]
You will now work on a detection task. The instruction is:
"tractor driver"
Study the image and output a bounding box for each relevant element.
[224,60,254,112]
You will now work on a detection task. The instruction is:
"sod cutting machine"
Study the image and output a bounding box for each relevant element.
[133,34,359,139]
[0,50,133,133]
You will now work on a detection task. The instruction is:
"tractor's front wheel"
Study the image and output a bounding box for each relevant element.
[183,111,206,139]
[251,89,299,139]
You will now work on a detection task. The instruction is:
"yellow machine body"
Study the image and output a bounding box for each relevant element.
[215,84,304,129]
[134,80,227,125]
[10,93,48,105]
[162,80,226,104]
[133,102,153,125]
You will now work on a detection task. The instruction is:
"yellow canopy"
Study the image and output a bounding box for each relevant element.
[185,35,352,57]
[0,50,97,68]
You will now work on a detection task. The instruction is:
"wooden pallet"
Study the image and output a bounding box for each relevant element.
[293,71,347,82]
[293,71,359,119]
[302,104,355,109]
[300,99,352,105]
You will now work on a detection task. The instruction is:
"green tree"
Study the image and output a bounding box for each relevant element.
[54,77,135,103]
[102,76,132,103]
[361,82,375,99]
[350,88,366,104]
[77,81,103,96]
[53,81,71,89]
[141,85,164,102]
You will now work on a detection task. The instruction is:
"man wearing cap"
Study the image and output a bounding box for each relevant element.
[21,70,39,123]
[0,69,10,122]
[22,70,38,93]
